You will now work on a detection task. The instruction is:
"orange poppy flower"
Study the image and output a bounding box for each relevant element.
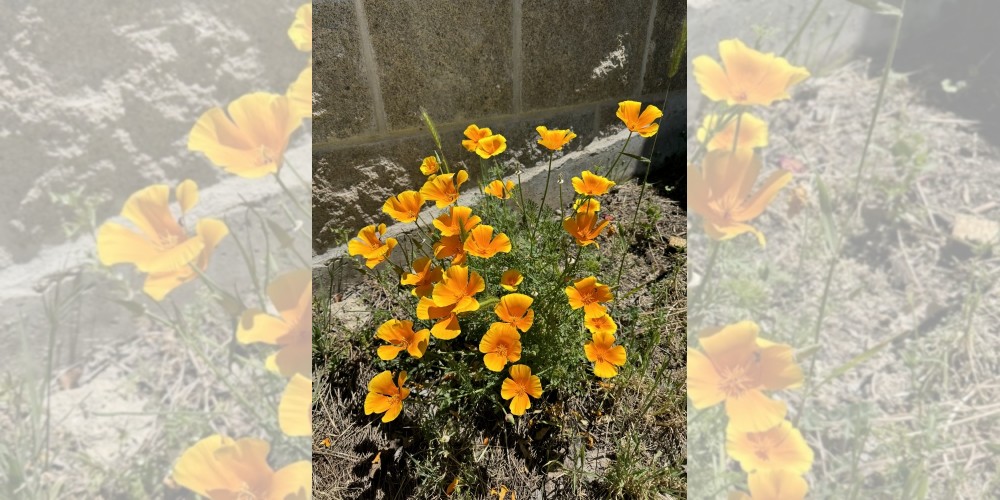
[433,205,481,237]
[188,92,302,178]
[571,171,616,196]
[236,269,311,377]
[400,257,443,297]
[464,225,512,259]
[479,323,522,372]
[728,470,809,500]
[484,179,516,199]
[416,297,461,339]
[495,293,534,332]
[382,190,425,223]
[697,113,769,152]
[536,126,577,151]
[421,170,469,208]
[585,313,617,335]
[500,364,543,415]
[286,64,311,121]
[500,269,523,291]
[726,420,814,474]
[419,155,440,176]
[288,4,312,52]
[172,435,310,500]
[433,235,468,265]
[616,100,663,137]
[584,330,627,378]
[278,374,311,437]
[432,265,485,313]
[687,321,803,432]
[693,39,810,106]
[347,223,398,268]
[563,211,611,247]
[462,124,493,152]
[572,197,601,214]
[97,181,229,301]
[364,370,410,423]
[564,276,613,318]
[475,134,507,159]
[376,319,430,360]
[688,149,792,246]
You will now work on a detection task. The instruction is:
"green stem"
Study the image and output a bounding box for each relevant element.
[605,132,634,181]
[529,152,555,256]
[851,0,907,197]
[691,239,721,327]
[781,0,825,58]
[273,172,308,216]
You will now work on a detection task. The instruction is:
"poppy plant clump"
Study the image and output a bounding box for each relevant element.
[344,101,662,430]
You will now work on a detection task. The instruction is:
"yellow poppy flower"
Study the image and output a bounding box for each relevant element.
[585,313,617,335]
[727,420,814,474]
[697,113,768,152]
[688,149,792,246]
[572,197,601,214]
[364,370,410,423]
[278,374,311,437]
[416,297,461,340]
[536,126,577,151]
[495,293,534,332]
[376,319,430,360]
[475,134,507,159]
[564,276,613,318]
[687,321,803,432]
[288,4,312,52]
[728,470,809,500]
[479,322,522,372]
[500,364,543,415]
[420,155,440,176]
[433,235,468,265]
[421,170,469,208]
[433,205,481,237]
[171,435,310,500]
[96,181,228,301]
[400,257,443,297]
[236,269,311,377]
[500,269,523,291]
[188,92,302,178]
[583,330,627,378]
[563,210,611,247]
[571,170,616,196]
[693,39,810,106]
[484,179,516,199]
[432,265,485,313]
[464,225,512,259]
[462,124,493,152]
[347,223,398,268]
[616,100,663,137]
[382,190,425,223]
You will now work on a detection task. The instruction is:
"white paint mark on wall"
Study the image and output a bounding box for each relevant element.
[592,34,627,79]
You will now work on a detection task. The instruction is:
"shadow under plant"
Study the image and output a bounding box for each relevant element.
[314,180,686,499]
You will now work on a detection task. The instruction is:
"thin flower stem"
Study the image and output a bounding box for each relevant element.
[780,0,825,58]
[273,172,309,216]
[792,255,839,427]
[529,151,555,257]
[605,132,634,181]
[691,239,721,326]
[851,0,907,198]
[615,85,672,288]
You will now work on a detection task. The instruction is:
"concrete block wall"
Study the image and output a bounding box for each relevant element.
[313,0,686,254]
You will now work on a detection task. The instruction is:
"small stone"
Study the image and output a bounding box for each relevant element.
[952,214,999,244]
[668,236,687,248]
